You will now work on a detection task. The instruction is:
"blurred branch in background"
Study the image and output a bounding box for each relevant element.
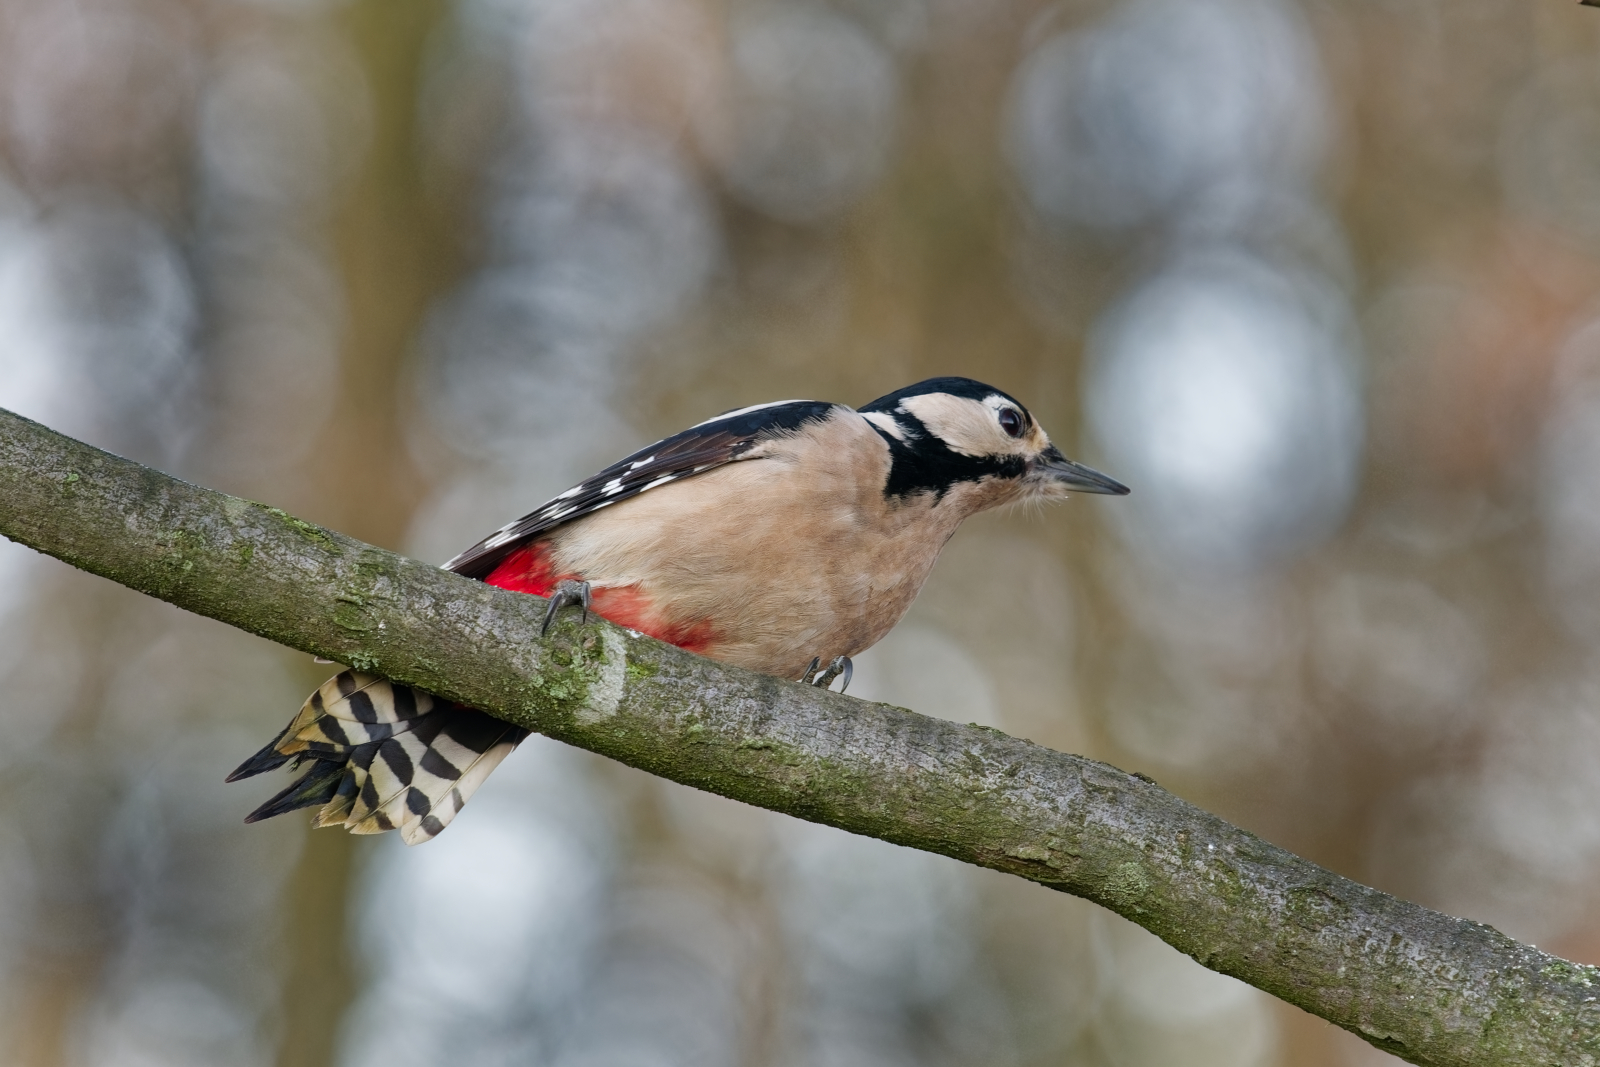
[2,409,1597,1067]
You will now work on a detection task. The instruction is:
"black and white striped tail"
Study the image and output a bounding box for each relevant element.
[228,672,528,845]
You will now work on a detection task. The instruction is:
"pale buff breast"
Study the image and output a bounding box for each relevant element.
[542,410,1010,677]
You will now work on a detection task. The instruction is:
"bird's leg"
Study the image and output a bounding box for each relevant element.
[540,579,592,636]
[812,656,853,694]
[798,657,821,685]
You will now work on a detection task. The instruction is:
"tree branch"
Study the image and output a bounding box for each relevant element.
[0,405,1594,1065]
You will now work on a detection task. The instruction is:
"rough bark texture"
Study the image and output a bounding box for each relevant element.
[0,405,1595,1065]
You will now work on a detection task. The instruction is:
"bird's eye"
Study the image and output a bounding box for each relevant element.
[998,407,1025,438]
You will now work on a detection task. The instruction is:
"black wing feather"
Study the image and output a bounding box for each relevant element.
[444,400,838,580]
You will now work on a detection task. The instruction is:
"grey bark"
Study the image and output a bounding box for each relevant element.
[0,404,1595,1066]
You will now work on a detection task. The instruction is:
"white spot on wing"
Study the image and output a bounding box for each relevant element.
[641,474,678,491]
[602,478,624,495]
[555,485,583,500]
[629,455,656,469]
[861,411,908,441]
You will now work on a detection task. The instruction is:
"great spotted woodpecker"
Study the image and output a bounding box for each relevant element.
[229,377,1128,843]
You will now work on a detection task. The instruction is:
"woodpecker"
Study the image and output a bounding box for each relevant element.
[229,377,1128,843]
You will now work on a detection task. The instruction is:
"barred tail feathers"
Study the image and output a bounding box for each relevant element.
[229,672,528,845]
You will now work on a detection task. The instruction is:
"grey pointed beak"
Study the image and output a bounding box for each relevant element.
[1034,447,1130,495]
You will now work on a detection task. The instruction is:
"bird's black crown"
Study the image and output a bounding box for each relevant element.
[858,376,1026,416]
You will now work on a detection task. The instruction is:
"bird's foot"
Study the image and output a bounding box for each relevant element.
[800,655,852,694]
[540,579,592,636]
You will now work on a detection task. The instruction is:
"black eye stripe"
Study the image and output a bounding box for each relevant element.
[875,407,1027,500]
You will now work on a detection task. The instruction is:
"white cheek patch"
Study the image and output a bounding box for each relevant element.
[899,393,1019,457]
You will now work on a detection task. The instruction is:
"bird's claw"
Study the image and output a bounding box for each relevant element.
[540,579,592,636]
[804,655,852,694]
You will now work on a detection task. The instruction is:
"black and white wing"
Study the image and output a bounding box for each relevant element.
[444,400,839,580]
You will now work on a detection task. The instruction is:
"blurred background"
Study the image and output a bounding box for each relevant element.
[0,0,1595,1063]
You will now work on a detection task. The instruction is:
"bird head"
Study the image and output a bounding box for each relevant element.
[858,377,1129,511]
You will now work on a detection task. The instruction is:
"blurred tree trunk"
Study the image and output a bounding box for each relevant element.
[275,4,458,1067]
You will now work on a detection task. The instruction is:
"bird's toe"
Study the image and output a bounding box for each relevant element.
[541,579,593,636]
[812,655,852,693]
